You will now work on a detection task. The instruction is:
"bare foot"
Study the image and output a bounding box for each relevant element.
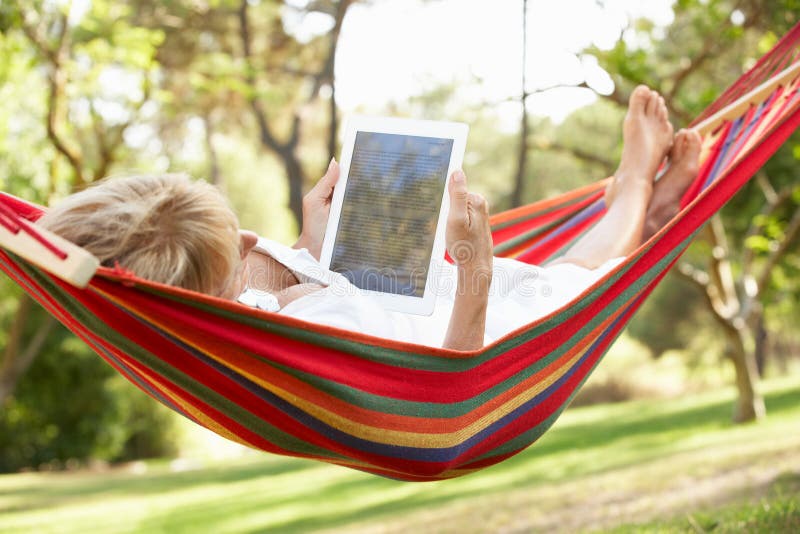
[605,86,674,206]
[642,128,702,240]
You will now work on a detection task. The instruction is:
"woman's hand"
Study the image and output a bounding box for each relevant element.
[294,158,340,260]
[443,170,493,351]
[445,170,494,277]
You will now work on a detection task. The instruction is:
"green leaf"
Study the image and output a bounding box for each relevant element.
[744,235,771,253]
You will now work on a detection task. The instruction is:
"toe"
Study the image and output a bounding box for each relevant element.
[644,91,658,115]
[629,85,651,113]
[671,129,701,171]
[683,130,702,164]
[645,90,659,115]
[658,96,668,120]
[671,129,688,157]
[686,129,702,151]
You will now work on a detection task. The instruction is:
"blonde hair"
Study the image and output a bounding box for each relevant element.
[38,174,241,296]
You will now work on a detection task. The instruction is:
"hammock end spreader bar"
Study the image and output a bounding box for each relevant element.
[693,60,800,135]
[0,209,99,288]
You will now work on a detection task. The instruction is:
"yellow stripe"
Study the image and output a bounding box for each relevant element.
[231,342,593,448]
[96,285,601,448]
[737,80,799,159]
[146,372,258,449]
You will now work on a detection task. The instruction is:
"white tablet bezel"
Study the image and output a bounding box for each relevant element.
[320,116,468,316]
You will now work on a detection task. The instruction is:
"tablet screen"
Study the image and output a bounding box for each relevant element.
[330,131,454,298]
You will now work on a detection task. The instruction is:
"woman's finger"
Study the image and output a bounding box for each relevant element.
[309,159,340,199]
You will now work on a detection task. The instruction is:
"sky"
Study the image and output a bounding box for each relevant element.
[285,0,676,127]
[63,0,679,163]
[66,0,676,130]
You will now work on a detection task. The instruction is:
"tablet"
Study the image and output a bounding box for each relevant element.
[320,116,468,316]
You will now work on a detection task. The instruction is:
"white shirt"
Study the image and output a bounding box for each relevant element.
[238,237,624,347]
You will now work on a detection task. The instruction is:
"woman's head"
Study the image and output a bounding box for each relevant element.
[38,173,243,297]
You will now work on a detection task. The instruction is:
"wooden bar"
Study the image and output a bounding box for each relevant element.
[694,61,800,135]
[0,223,99,288]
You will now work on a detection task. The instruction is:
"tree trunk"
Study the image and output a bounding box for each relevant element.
[753,311,768,377]
[204,115,222,187]
[326,0,351,162]
[283,151,305,230]
[510,0,528,209]
[725,325,766,423]
[0,296,58,405]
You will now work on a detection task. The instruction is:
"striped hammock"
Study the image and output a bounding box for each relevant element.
[1,23,799,482]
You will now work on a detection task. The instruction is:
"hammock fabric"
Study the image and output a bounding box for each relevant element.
[2,24,800,481]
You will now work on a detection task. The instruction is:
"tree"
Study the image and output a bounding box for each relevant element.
[587,0,799,421]
[238,0,354,228]
[0,1,175,470]
[0,0,159,404]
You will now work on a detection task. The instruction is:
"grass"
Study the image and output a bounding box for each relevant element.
[606,471,800,533]
[0,375,798,533]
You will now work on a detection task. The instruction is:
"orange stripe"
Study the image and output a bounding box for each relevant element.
[104,282,628,437]
[489,179,609,225]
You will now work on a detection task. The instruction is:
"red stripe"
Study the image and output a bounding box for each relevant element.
[516,208,604,264]
[692,23,800,124]
[0,196,68,259]
[3,103,799,412]
[491,192,602,246]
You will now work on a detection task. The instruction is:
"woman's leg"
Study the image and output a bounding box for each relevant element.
[642,129,702,240]
[549,86,673,269]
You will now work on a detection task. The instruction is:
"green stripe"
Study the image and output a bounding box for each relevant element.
[490,189,600,232]
[481,229,696,358]
[17,257,347,462]
[132,227,694,381]
[492,213,574,255]
[5,230,694,466]
[540,222,597,262]
[473,240,693,461]
[13,228,696,428]
[139,239,644,373]
[215,235,695,419]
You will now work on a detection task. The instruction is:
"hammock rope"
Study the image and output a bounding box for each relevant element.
[1,24,799,481]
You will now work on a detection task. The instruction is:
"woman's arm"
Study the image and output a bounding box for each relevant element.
[443,266,490,350]
[442,170,493,351]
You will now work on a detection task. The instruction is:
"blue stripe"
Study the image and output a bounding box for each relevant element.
[0,253,190,419]
[144,324,598,463]
[703,116,743,189]
[521,199,605,258]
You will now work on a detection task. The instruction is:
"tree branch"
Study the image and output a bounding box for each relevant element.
[238,0,289,154]
[307,0,351,103]
[90,74,152,183]
[237,0,306,227]
[665,17,731,102]
[705,216,740,319]
[755,171,779,204]
[22,12,87,186]
[203,113,221,186]
[323,0,352,160]
[546,141,616,174]
[756,204,800,292]
[510,0,529,209]
[483,81,594,109]
[742,178,793,276]
[676,262,732,322]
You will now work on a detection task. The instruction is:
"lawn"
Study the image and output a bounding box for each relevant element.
[1,376,798,533]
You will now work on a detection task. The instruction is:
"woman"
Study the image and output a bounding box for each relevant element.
[39,86,700,350]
